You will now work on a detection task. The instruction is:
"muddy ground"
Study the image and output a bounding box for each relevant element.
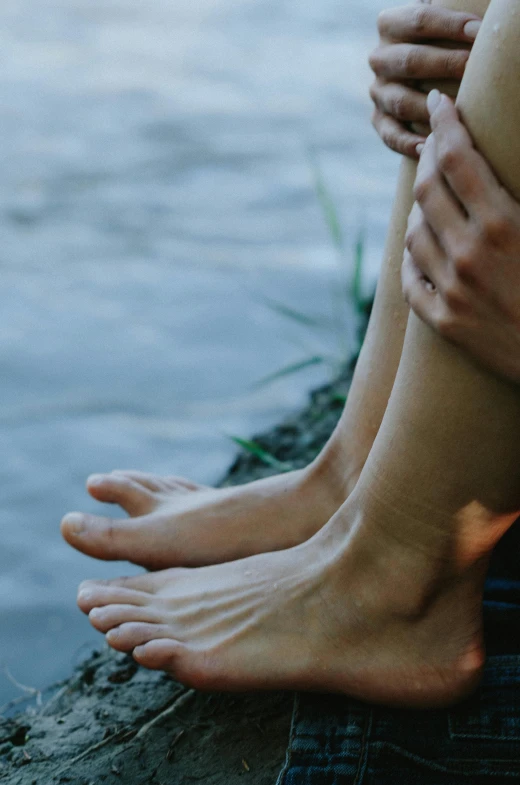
[0,365,354,785]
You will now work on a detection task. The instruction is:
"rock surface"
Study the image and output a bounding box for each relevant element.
[0,366,353,785]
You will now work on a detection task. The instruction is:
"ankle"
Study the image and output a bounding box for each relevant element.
[355,461,519,573]
[325,492,493,623]
[303,445,359,508]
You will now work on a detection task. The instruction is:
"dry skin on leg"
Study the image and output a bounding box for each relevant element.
[76,0,520,708]
[60,152,413,570]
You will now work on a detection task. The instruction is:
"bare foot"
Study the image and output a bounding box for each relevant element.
[77,489,490,709]
[61,461,349,570]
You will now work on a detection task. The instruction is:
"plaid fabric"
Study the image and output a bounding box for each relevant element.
[277,525,520,785]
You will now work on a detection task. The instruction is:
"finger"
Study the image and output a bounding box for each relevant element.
[413,133,467,249]
[406,206,473,313]
[402,253,456,340]
[377,5,481,43]
[428,92,502,222]
[372,109,424,158]
[405,204,446,288]
[370,80,430,125]
[402,249,433,301]
[370,43,470,81]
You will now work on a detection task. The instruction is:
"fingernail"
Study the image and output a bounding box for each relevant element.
[416,143,425,156]
[87,474,105,487]
[427,89,441,115]
[464,20,481,39]
[62,512,85,534]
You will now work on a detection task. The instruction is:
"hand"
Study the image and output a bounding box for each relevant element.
[402,91,520,385]
[369,2,481,158]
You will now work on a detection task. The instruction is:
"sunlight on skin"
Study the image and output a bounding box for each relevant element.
[455,501,517,570]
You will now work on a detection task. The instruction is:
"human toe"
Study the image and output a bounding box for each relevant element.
[87,473,156,515]
[134,641,224,690]
[61,511,146,563]
[112,470,207,494]
[133,639,194,679]
[89,603,161,633]
[106,622,173,652]
[77,582,151,614]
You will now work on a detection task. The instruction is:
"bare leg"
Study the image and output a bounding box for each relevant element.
[358,0,520,562]
[60,159,412,569]
[62,0,498,573]
[75,0,520,708]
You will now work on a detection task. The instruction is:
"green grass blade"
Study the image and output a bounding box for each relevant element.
[253,355,326,389]
[259,295,334,331]
[228,436,293,472]
[309,154,345,256]
[276,328,325,357]
[352,232,365,314]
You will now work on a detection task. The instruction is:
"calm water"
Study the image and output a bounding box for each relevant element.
[0,0,398,706]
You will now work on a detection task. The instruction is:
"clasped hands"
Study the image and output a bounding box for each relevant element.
[370,2,520,385]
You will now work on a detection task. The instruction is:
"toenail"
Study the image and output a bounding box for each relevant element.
[63,513,85,534]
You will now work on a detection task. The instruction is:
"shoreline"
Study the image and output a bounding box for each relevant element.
[0,364,354,785]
